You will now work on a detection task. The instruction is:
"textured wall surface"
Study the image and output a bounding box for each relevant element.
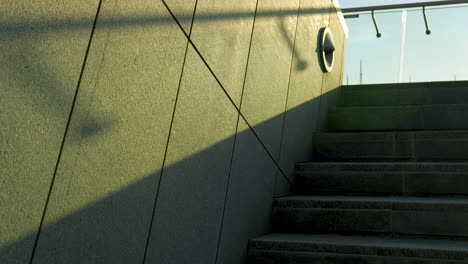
[0,0,346,263]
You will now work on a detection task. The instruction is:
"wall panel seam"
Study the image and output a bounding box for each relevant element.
[213,0,260,262]
[28,1,105,263]
[141,1,198,263]
[314,0,334,133]
[275,0,302,187]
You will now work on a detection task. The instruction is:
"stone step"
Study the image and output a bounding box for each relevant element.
[313,131,468,160]
[295,162,468,195]
[339,81,468,107]
[272,195,468,237]
[328,104,468,131]
[248,233,468,263]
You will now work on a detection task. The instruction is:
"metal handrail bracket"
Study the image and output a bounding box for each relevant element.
[423,6,431,35]
[372,10,382,38]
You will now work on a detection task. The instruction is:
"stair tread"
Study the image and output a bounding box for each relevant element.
[277,195,468,204]
[251,233,468,255]
[275,195,468,211]
[298,161,468,172]
[342,81,468,89]
[272,196,468,236]
[317,130,468,135]
[298,161,468,166]
[294,162,468,195]
[333,104,468,109]
[339,81,468,108]
[313,131,468,160]
[328,104,468,131]
[315,131,468,138]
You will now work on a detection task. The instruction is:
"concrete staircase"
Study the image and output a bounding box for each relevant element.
[248,81,468,263]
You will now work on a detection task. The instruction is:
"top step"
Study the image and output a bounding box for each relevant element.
[340,81,468,107]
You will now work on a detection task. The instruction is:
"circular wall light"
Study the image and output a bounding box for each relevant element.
[319,27,335,73]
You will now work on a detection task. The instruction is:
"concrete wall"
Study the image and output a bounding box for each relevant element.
[0,0,346,263]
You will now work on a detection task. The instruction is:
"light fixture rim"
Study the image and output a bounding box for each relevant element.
[320,27,335,73]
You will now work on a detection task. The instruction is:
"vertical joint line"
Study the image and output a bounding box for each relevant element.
[28,1,104,263]
[315,0,334,132]
[142,0,198,263]
[276,0,302,185]
[214,1,259,262]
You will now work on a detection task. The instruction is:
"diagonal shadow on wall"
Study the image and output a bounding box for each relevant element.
[0,95,328,263]
[0,0,344,263]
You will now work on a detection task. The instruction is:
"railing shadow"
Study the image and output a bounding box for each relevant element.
[1,4,333,140]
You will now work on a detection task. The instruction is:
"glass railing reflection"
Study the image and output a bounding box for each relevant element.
[342,4,468,85]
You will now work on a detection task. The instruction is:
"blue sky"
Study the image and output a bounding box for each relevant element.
[338,0,468,84]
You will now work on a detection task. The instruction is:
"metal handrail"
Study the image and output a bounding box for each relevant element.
[342,0,468,37]
[341,0,468,13]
